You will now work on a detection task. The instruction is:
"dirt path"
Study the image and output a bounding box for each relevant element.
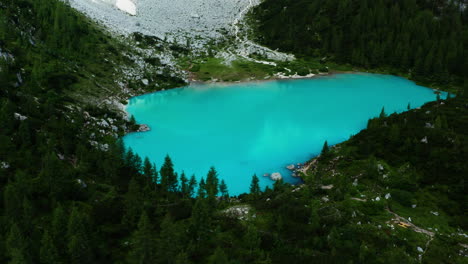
[386,208,435,262]
[230,0,288,66]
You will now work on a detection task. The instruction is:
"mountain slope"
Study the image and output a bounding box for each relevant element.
[253,0,468,88]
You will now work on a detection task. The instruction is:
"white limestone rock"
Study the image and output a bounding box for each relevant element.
[1,162,10,169]
[138,124,150,132]
[14,113,27,121]
[270,172,282,181]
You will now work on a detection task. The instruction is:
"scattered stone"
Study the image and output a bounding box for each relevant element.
[377,163,384,171]
[270,172,282,181]
[430,211,439,216]
[100,144,109,152]
[321,196,329,202]
[14,113,27,121]
[412,204,417,208]
[224,205,251,220]
[97,119,110,128]
[1,162,10,169]
[385,193,391,199]
[321,184,334,190]
[76,179,87,188]
[421,136,428,143]
[375,196,381,202]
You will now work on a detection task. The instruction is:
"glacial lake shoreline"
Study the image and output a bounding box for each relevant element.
[123,73,444,195]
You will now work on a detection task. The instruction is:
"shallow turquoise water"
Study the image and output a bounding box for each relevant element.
[124,73,441,195]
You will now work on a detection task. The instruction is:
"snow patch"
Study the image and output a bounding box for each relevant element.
[116,0,136,15]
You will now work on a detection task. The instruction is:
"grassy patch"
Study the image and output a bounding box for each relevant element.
[191,58,276,82]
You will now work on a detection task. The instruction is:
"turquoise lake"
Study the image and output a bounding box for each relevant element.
[123,73,441,195]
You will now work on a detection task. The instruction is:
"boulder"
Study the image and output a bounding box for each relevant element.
[270,172,282,181]
[286,164,295,170]
[138,124,151,132]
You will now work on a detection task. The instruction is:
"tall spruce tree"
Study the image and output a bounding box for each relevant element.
[160,155,177,192]
[249,174,260,198]
[205,167,219,199]
[128,212,157,264]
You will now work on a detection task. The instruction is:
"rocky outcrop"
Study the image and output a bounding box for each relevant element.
[138,124,151,132]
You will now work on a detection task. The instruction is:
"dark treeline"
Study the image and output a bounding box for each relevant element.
[1,0,467,263]
[254,0,468,85]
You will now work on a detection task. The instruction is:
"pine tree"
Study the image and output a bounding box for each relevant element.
[205,167,219,199]
[6,223,30,264]
[122,177,144,229]
[180,171,189,197]
[434,115,443,129]
[160,155,177,192]
[219,180,229,199]
[208,247,229,264]
[3,182,22,221]
[40,231,60,264]
[51,204,68,258]
[249,174,260,198]
[158,215,183,263]
[188,174,197,197]
[175,252,191,264]
[128,212,157,264]
[379,107,387,118]
[142,157,157,184]
[197,178,206,198]
[321,140,329,156]
[189,198,210,243]
[244,225,261,255]
[67,207,92,264]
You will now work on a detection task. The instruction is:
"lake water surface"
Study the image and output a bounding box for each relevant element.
[124,73,440,195]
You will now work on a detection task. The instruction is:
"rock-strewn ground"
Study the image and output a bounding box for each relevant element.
[70,0,252,47]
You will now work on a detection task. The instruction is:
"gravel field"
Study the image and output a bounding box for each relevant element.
[70,0,252,44]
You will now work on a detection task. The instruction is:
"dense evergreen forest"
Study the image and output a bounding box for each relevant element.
[0,0,466,263]
[253,0,468,87]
